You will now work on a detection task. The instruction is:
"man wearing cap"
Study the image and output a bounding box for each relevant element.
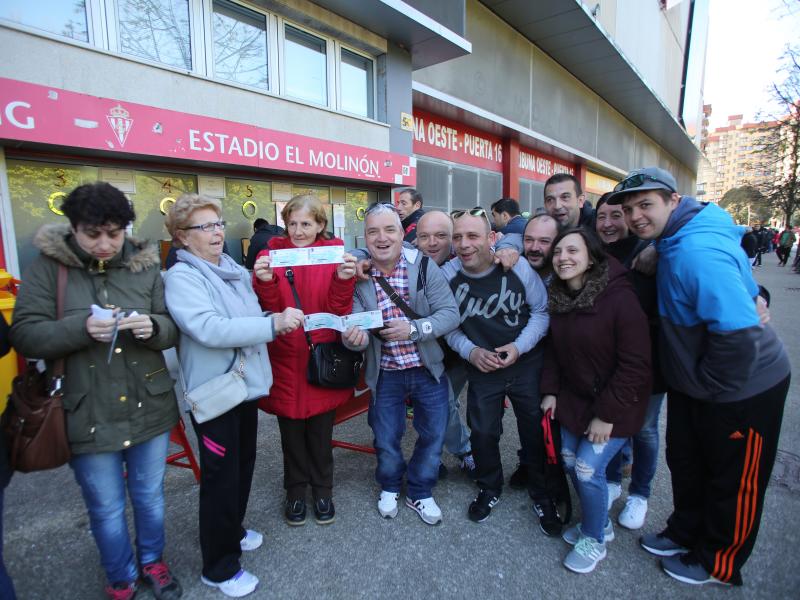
[606,167,791,587]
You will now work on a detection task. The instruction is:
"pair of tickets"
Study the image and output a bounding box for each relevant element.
[270,245,345,267]
[91,304,140,363]
[303,310,384,332]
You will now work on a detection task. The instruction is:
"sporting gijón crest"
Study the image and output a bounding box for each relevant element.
[107,104,133,147]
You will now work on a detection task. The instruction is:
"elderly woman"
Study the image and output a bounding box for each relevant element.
[10,182,181,600]
[252,194,357,526]
[163,194,302,599]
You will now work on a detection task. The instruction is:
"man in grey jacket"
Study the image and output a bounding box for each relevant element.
[343,203,459,526]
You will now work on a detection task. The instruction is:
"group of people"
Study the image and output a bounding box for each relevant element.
[741,224,797,268]
[3,163,790,597]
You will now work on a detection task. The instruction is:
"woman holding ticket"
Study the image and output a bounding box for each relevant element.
[10,182,182,600]
[252,194,357,528]
[164,193,303,598]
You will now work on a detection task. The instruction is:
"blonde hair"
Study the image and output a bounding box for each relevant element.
[165,193,222,247]
[281,194,330,240]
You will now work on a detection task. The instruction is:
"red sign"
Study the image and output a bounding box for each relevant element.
[0,78,415,186]
[412,110,503,172]
[518,146,575,182]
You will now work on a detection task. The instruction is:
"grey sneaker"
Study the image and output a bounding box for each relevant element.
[661,553,731,586]
[562,520,615,545]
[405,496,442,525]
[640,530,689,556]
[563,535,607,574]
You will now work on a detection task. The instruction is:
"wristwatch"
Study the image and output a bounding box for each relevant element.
[408,322,419,341]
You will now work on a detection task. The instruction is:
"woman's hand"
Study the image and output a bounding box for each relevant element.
[343,325,367,348]
[585,418,613,444]
[273,307,304,335]
[253,254,273,282]
[86,310,119,343]
[540,394,557,419]
[336,253,358,280]
[118,313,155,340]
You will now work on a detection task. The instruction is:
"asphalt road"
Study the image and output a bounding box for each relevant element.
[4,258,799,599]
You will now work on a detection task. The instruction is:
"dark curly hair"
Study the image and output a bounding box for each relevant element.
[60,182,136,229]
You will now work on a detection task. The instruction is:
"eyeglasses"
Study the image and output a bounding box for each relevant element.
[182,220,226,232]
[450,207,487,219]
[613,174,675,193]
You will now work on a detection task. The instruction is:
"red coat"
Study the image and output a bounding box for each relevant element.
[540,259,651,439]
[253,236,355,419]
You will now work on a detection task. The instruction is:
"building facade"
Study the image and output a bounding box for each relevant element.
[0,0,706,278]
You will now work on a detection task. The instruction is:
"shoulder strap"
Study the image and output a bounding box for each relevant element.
[51,264,68,386]
[373,275,422,321]
[417,255,429,292]
[285,268,314,348]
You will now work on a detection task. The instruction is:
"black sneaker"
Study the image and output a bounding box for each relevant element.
[468,490,500,523]
[532,498,562,537]
[284,498,307,526]
[313,498,335,525]
[508,463,529,490]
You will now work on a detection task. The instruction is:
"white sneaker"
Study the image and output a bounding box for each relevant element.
[239,529,263,551]
[378,490,399,518]
[618,495,648,530]
[607,482,622,511]
[201,569,258,597]
[405,496,443,525]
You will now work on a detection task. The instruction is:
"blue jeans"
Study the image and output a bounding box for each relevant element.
[561,427,628,543]
[70,432,170,584]
[606,393,665,498]
[369,367,448,501]
[443,360,470,457]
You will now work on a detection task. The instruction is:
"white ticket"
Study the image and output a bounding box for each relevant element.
[270,246,344,268]
[343,311,384,330]
[303,310,384,332]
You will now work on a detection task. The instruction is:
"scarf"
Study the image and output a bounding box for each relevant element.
[548,261,609,314]
[176,249,264,356]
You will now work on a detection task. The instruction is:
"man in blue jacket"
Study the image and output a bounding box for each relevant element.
[607,167,791,587]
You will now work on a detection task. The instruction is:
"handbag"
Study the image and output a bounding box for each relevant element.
[285,268,363,389]
[179,349,248,423]
[2,264,71,472]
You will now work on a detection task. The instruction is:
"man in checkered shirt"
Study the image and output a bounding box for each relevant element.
[343,203,459,526]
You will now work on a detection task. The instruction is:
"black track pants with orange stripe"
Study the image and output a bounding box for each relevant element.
[664,375,789,586]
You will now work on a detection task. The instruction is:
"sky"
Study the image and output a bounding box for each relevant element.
[704,0,799,129]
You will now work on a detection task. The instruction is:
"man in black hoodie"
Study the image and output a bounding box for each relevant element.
[244,217,284,269]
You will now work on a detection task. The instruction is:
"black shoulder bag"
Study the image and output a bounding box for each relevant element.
[285,268,363,389]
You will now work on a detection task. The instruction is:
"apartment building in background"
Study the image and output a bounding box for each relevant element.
[0,0,708,278]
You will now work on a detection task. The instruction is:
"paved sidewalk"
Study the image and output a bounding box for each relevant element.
[4,260,799,599]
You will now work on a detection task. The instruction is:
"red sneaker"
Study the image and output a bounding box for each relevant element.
[141,561,182,600]
[105,581,138,600]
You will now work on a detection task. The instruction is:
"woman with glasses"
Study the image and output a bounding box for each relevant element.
[10,182,181,600]
[163,193,303,598]
[251,194,357,527]
[539,227,651,574]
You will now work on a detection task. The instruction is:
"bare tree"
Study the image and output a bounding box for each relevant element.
[750,45,800,226]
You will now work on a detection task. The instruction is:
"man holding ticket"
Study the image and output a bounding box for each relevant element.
[342,202,459,526]
[252,194,357,528]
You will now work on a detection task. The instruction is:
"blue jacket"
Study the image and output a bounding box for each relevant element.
[656,198,789,402]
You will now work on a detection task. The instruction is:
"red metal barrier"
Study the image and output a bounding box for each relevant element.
[166,419,201,482]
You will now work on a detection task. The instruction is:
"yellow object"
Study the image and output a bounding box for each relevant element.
[0,269,18,414]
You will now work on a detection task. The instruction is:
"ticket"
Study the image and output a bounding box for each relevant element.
[307,245,344,265]
[343,311,384,330]
[269,248,310,267]
[304,313,344,332]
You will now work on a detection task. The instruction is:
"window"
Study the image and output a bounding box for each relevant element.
[340,48,373,118]
[283,24,328,105]
[117,0,192,70]
[212,0,268,89]
[0,0,88,42]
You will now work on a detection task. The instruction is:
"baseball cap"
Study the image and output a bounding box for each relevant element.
[606,167,678,205]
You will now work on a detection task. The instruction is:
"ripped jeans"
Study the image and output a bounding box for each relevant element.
[560,427,628,543]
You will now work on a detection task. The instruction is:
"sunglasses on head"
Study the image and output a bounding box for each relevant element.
[613,174,675,194]
[450,207,487,219]
[365,202,398,214]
